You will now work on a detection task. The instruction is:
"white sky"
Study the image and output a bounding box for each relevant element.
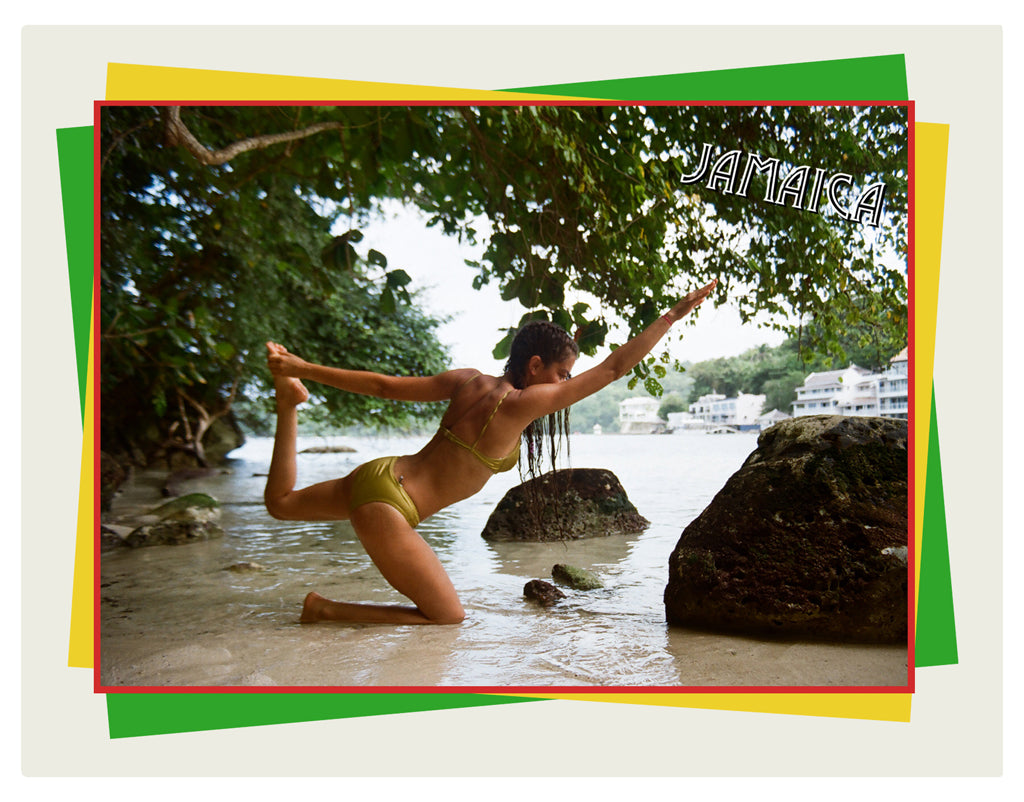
[356,203,789,375]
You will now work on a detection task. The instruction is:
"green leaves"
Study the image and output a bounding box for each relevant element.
[321,229,362,271]
[574,319,608,355]
[318,231,414,314]
[492,328,516,361]
[99,102,908,459]
[99,106,453,458]
[381,268,412,314]
[367,248,388,267]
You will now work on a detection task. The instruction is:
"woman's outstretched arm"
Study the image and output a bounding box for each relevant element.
[512,279,717,420]
[592,278,717,382]
[266,342,475,402]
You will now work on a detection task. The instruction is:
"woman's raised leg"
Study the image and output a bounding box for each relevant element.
[300,502,465,625]
[263,344,352,521]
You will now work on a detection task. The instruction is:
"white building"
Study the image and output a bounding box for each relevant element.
[689,392,766,431]
[792,365,873,416]
[792,349,908,420]
[877,347,909,420]
[666,410,703,432]
[689,393,725,423]
[835,372,881,416]
[618,397,667,434]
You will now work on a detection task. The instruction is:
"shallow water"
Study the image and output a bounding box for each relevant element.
[99,432,908,689]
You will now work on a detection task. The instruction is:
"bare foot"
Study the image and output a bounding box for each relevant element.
[300,591,326,623]
[267,342,309,406]
[274,375,309,407]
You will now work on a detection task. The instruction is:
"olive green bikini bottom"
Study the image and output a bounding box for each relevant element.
[349,456,421,528]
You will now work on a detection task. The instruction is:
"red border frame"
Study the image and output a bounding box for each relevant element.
[93,98,916,696]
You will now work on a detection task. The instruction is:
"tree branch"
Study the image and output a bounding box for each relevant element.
[163,106,346,166]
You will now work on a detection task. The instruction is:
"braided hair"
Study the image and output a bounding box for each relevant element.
[503,320,580,479]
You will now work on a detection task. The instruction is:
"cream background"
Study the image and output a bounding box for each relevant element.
[18,22,1008,780]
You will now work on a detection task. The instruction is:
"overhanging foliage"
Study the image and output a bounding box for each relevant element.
[100,102,908,463]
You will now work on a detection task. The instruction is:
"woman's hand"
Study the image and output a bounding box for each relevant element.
[266,341,310,379]
[665,279,717,323]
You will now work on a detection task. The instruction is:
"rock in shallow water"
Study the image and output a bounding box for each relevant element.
[552,564,603,590]
[664,415,909,643]
[524,580,566,607]
[125,493,224,547]
[482,468,649,542]
[224,561,266,572]
[126,520,225,548]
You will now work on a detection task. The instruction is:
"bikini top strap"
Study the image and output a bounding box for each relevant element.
[456,372,481,392]
[472,389,513,447]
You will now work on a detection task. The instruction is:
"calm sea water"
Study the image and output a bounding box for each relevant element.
[99,431,908,689]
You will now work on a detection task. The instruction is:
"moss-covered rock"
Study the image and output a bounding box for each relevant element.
[552,564,603,590]
[147,493,221,521]
[664,415,908,643]
[125,492,224,547]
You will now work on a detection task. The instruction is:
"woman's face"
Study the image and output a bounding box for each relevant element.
[526,355,577,386]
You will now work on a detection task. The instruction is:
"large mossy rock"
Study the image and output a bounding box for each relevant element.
[482,468,649,542]
[664,416,908,642]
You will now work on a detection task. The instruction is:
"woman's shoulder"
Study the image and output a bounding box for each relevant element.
[453,367,483,382]
[445,368,484,395]
[448,371,521,412]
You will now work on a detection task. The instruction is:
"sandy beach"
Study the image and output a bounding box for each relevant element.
[99,433,909,690]
[100,607,908,689]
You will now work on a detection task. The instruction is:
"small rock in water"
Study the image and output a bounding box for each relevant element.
[524,580,566,607]
[115,492,226,548]
[552,564,603,590]
[126,520,224,547]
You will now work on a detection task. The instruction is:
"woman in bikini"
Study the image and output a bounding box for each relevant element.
[264,279,717,625]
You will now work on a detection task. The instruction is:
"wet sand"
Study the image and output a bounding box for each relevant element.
[99,436,909,690]
[99,506,909,690]
[100,611,908,689]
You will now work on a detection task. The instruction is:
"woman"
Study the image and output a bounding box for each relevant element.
[265,279,717,625]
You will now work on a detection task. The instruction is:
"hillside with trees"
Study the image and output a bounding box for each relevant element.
[574,297,907,432]
[684,299,907,414]
[568,365,695,433]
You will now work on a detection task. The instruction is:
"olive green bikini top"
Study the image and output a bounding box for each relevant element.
[439,374,520,473]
